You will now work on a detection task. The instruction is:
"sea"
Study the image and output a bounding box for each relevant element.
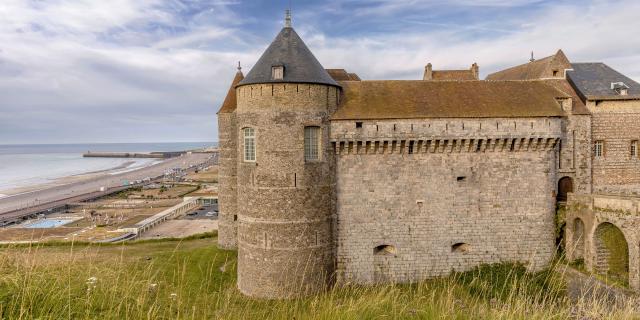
[0,142,215,196]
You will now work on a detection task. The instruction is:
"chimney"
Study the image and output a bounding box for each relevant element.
[470,63,479,80]
[423,63,433,80]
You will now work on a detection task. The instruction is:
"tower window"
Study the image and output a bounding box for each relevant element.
[355,121,363,129]
[304,126,320,161]
[594,140,604,158]
[243,128,256,162]
[271,66,284,80]
[632,140,638,158]
[552,70,559,77]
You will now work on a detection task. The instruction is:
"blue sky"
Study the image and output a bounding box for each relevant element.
[1,0,639,144]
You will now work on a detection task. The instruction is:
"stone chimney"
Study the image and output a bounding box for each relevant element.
[423,63,433,80]
[471,63,479,80]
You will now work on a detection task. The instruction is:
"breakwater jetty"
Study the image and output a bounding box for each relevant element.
[83,152,184,159]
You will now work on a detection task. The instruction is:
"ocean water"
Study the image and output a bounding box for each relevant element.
[0,142,215,195]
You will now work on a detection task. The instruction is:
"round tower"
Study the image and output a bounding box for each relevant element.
[235,13,341,298]
[216,64,244,250]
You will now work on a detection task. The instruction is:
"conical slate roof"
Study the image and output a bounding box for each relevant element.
[238,27,339,87]
[217,69,244,114]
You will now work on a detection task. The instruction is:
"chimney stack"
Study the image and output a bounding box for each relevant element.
[423,63,433,80]
[471,63,479,80]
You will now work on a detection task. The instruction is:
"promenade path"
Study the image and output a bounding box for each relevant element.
[0,153,213,216]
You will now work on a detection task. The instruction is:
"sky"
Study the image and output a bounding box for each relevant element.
[1,0,639,144]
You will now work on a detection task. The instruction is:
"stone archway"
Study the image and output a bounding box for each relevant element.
[594,222,629,284]
[557,176,574,203]
[572,218,585,260]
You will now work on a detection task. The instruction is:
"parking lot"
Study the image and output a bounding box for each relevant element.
[182,204,218,220]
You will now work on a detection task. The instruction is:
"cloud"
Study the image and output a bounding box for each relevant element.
[0,0,639,144]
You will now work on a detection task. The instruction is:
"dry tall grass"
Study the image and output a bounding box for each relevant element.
[0,237,638,319]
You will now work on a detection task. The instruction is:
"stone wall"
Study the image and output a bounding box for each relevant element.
[558,113,592,195]
[565,193,640,290]
[587,100,640,195]
[217,112,238,249]
[331,117,561,284]
[235,83,339,298]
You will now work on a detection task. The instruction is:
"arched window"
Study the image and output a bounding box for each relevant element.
[243,128,256,162]
[304,126,320,161]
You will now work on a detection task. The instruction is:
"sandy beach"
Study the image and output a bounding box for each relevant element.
[0,153,213,215]
[0,160,149,197]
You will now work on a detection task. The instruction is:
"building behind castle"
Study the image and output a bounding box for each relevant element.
[217,14,640,298]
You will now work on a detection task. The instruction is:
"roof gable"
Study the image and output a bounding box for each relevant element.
[486,50,571,81]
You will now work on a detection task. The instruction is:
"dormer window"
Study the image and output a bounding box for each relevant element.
[272,65,284,80]
[611,82,629,96]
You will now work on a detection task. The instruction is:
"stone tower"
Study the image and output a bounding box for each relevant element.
[217,64,244,249]
[233,13,341,298]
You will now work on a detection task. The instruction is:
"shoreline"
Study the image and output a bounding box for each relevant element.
[0,159,165,198]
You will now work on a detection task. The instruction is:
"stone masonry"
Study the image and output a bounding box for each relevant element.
[216,15,640,298]
[331,118,560,283]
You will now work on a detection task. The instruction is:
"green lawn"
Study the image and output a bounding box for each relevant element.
[0,236,635,319]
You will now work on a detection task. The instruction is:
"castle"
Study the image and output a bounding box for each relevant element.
[217,13,640,298]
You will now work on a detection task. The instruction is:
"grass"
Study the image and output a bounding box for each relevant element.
[0,237,638,319]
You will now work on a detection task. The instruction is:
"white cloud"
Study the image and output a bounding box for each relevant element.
[1,0,639,144]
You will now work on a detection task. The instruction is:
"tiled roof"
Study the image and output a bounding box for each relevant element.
[238,27,339,87]
[540,79,590,115]
[486,50,571,81]
[217,70,244,114]
[567,63,640,101]
[431,70,477,81]
[326,69,361,81]
[332,81,567,120]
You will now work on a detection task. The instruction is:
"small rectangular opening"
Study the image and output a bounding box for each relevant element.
[457,176,466,182]
[233,215,238,221]
[356,121,363,129]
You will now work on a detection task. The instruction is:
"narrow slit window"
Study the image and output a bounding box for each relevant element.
[304,126,320,161]
[243,128,256,162]
[632,140,638,158]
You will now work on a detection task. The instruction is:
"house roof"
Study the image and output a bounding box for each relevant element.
[331,81,567,120]
[326,69,361,81]
[540,79,590,115]
[567,63,640,101]
[486,50,571,81]
[238,27,339,87]
[217,70,244,114]
[431,70,477,81]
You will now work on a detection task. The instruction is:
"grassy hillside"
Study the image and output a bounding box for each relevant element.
[0,236,636,319]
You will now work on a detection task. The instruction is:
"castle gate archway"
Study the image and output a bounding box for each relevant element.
[557,177,573,203]
[373,245,396,283]
[594,222,629,284]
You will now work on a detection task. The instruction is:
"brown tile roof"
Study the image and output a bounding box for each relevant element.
[331,80,568,120]
[217,70,244,114]
[486,50,571,81]
[540,79,590,115]
[326,69,361,81]
[431,70,477,81]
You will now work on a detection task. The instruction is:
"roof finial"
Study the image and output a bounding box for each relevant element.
[237,61,242,72]
[530,51,535,62]
[285,9,292,28]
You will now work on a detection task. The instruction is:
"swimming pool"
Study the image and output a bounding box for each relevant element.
[25,219,73,229]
